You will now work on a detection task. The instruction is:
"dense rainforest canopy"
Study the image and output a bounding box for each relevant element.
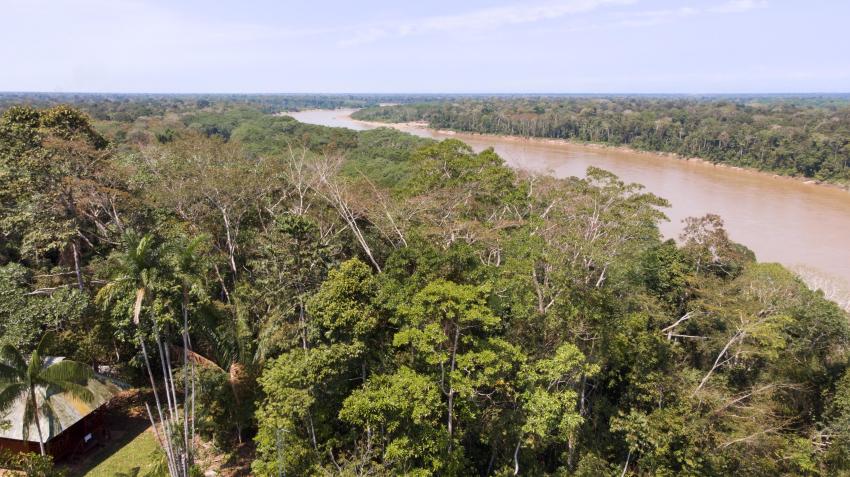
[1,96,850,476]
[353,96,850,184]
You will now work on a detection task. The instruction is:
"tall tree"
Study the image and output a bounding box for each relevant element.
[97,232,194,477]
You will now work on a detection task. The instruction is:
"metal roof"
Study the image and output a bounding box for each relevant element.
[0,358,123,443]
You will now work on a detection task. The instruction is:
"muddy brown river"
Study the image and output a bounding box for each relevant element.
[288,108,850,301]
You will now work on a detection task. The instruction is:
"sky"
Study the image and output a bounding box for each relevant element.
[1,0,849,94]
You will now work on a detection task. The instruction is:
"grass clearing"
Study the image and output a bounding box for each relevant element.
[78,428,159,477]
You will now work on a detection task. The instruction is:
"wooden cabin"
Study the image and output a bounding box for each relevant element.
[0,359,122,461]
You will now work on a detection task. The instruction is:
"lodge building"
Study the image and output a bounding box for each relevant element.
[0,359,122,460]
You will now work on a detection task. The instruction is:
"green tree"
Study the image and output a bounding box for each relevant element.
[0,263,88,352]
[247,214,334,357]
[96,232,196,476]
[253,259,381,476]
[516,343,598,474]
[340,367,448,476]
[393,279,523,459]
[0,105,119,288]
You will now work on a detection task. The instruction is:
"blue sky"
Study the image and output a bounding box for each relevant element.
[1,0,848,93]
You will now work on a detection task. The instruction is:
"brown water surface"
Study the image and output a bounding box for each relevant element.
[288,108,850,293]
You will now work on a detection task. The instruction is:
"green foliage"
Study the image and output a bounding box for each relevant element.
[247,215,335,358]
[0,264,88,352]
[253,259,384,475]
[610,403,713,475]
[0,449,65,477]
[2,102,849,475]
[0,104,111,261]
[192,366,250,447]
[307,258,378,344]
[641,239,694,310]
[340,367,448,475]
[520,343,597,446]
[343,127,429,187]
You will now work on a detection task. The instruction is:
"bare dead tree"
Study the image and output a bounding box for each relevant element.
[310,153,382,272]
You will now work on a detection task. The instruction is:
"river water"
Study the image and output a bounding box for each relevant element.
[288,108,850,301]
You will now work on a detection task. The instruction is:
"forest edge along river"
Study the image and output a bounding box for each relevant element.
[287,108,850,309]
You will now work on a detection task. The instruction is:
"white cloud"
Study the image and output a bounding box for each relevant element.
[339,0,636,46]
[708,0,769,14]
[563,0,768,30]
[610,6,700,27]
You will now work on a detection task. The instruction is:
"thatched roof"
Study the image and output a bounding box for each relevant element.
[0,358,123,443]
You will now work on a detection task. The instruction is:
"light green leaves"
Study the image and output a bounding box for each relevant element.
[340,367,447,475]
[519,343,596,447]
[308,259,378,343]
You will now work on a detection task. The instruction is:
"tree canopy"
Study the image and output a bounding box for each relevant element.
[0,99,848,476]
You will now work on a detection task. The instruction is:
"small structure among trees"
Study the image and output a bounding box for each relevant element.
[0,358,121,460]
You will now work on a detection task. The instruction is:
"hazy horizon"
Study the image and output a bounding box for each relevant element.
[3,0,850,94]
[3,91,850,96]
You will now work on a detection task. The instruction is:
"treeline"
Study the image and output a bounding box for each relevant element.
[2,103,850,476]
[0,92,465,125]
[353,97,850,183]
[0,93,388,124]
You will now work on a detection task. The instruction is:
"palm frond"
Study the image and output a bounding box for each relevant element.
[37,389,59,439]
[27,352,43,383]
[146,447,170,477]
[95,279,124,305]
[0,362,23,382]
[114,468,141,477]
[172,235,205,271]
[0,345,26,372]
[0,382,26,415]
[195,323,237,370]
[30,332,57,378]
[40,360,94,387]
[46,380,95,404]
[35,331,58,357]
[21,390,35,442]
[136,234,153,261]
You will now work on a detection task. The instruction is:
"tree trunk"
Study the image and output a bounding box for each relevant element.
[307,412,319,452]
[72,241,84,291]
[446,326,461,451]
[220,207,239,278]
[30,391,46,455]
[486,442,497,476]
[181,283,192,466]
[298,295,308,350]
[513,439,522,475]
[229,362,248,444]
[135,287,179,475]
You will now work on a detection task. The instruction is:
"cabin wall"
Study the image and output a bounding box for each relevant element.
[0,437,40,455]
[0,409,107,461]
[47,410,107,460]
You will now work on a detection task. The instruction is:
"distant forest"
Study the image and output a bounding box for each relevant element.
[6,92,850,184]
[0,92,464,124]
[353,96,850,183]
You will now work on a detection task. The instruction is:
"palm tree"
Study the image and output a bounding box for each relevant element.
[0,332,94,455]
[97,231,198,477]
[96,231,157,329]
[97,232,178,470]
[168,235,207,466]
